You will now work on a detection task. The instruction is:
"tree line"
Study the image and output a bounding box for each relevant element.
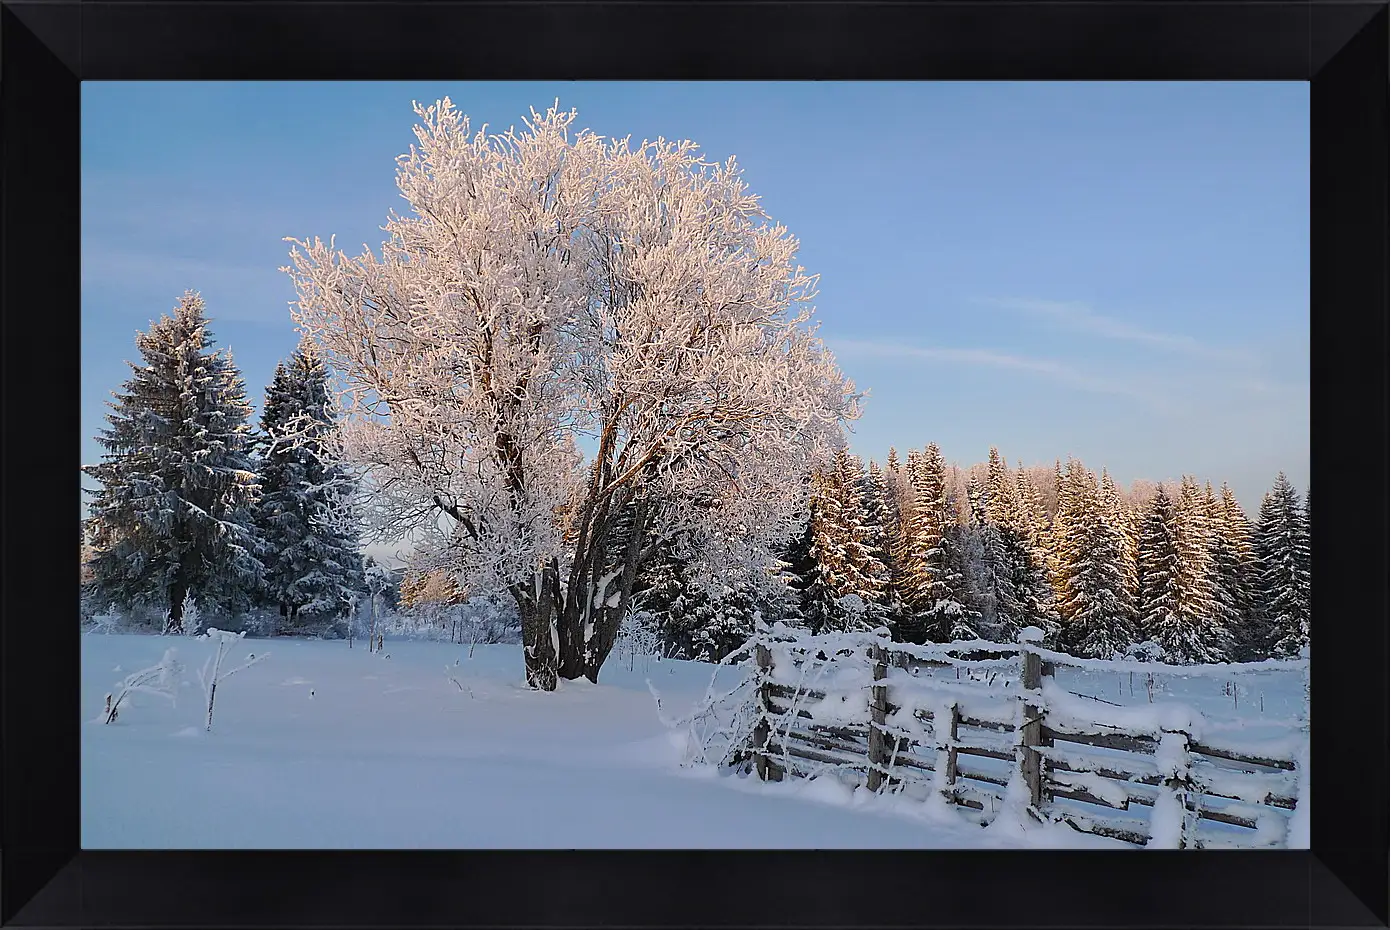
[79,291,1310,668]
[633,444,1310,666]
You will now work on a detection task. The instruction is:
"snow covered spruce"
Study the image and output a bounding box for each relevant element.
[82,295,370,640]
[83,293,265,634]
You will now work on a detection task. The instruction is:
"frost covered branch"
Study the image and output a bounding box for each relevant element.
[104,648,184,724]
[195,629,269,731]
[286,97,860,690]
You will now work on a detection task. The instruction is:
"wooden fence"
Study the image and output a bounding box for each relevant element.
[743,630,1306,849]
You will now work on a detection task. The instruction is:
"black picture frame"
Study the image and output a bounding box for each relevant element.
[3,1,1386,927]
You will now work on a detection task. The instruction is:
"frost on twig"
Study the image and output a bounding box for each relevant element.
[104,648,184,724]
[194,628,269,731]
[446,665,474,698]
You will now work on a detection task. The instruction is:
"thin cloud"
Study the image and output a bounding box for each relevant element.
[981,297,1258,366]
[828,338,1169,411]
[82,246,293,323]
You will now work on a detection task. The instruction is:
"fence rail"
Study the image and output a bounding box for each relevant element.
[741,628,1307,849]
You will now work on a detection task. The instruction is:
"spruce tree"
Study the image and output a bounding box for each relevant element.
[1256,473,1310,657]
[791,451,890,634]
[689,580,759,663]
[972,452,1055,644]
[1203,482,1245,655]
[1055,461,1135,658]
[83,292,265,632]
[1167,476,1227,662]
[858,460,898,631]
[1136,487,1184,653]
[890,447,923,639]
[947,521,988,640]
[1299,486,1311,633]
[1215,483,1262,659]
[916,446,980,641]
[1099,469,1139,615]
[255,344,367,633]
[966,473,987,527]
[633,535,704,658]
[1044,459,1069,605]
[836,450,889,621]
[799,466,849,634]
[1014,463,1048,553]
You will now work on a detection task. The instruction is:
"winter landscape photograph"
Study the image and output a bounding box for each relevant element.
[80,81,1310,850]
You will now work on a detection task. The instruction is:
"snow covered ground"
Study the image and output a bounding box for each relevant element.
[81,633,1301,849]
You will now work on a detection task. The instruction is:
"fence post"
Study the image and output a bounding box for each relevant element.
[1155,729,1196,848]
[1018,628,1050,812]
[867,639,889,792]
[752,641,783,782]
[943,701,961,802]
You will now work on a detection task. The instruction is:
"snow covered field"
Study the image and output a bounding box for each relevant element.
[81,633,1304,849]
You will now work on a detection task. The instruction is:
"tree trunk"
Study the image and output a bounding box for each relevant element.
[557,600,585,680]
[205,679,218,731]
[166,579,187,634]
[582,498,649,683]
[514,566,560,691]
[557,494,619,681]
[368,595,377,653]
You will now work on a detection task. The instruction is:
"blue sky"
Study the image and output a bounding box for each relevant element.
[83,81,1308,521]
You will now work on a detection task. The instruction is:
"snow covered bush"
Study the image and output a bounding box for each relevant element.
[649,640,763,772]
[615,609,661,672]
[1123,640,1165,662]
[456,595,521,646]
[175,594,202,637]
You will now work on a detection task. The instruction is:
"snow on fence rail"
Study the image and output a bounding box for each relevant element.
[728,624,1308,849]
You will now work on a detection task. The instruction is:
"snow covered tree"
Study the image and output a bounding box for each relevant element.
[888,449,924,638]
[1099,469,1139,612]
[792,467,848,634]
[1299,485,1311,630]
[910,445,979,642]
[1043,459,1068,604]
[965,449,1055,644]
[254,344,367,633]
[1136,487,1185,654]
[885,446,904,499]
[836,450,889,625]
[952,521,992,638]
[1168,475,1228,662]
[966,473,987,526]
[1202,482,1248,656]
[1055,460,1135,658]
[287,99,859,689]
[1014,463,1048,553]
[788,452,886,634]
[1255,473,1309,657]
[688,581,760,663]
[363,556,396,651]
[631,535,704,658]
[83,292,264,632]
[860,459,900,624]
[1212,483,1262,659]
